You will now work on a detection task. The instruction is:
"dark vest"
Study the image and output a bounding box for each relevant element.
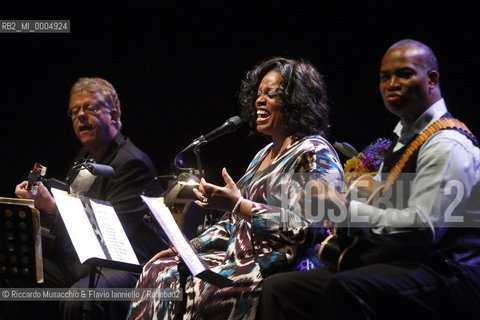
[378,114,480,266]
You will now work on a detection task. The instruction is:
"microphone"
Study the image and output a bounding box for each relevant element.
[182,116,243,152]
[84,163,115,177]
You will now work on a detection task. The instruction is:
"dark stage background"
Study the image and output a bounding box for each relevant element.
[1,1,479,197]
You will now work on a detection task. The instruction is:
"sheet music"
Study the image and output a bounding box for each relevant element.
[141,196,206,276]
[89,199,139,264]
[51,188,105,262]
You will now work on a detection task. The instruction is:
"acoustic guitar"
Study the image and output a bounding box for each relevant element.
[318,174,384,272]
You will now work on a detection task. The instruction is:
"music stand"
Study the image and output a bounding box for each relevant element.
[51,189,144,320]
[81,258,143,320]
[141,195,233,320]
[0,198,43,284]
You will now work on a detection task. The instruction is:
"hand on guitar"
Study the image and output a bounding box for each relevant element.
[15,180,56,212]
[15,162,56,212]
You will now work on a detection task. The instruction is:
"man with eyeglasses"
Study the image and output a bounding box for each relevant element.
[10,77,164,320]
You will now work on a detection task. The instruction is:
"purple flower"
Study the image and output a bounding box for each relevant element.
[361,138,392,172]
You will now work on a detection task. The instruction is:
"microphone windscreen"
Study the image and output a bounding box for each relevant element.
[86,163,115,177]
[226,116,243,130]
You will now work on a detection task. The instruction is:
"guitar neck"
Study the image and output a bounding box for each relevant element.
[26,163,47,191]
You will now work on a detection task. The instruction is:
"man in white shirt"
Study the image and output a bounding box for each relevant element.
[259,39,480,320]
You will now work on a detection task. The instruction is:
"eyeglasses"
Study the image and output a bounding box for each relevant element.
[67,104,103,118]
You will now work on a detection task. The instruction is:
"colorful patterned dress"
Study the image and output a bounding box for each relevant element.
[128,135,343,320]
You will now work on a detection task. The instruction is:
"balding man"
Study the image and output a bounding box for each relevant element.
[259,40,480,320]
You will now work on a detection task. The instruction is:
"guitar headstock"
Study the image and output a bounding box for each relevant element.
[26,163,47,195]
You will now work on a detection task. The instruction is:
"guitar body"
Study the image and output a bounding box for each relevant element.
[319,231,371,271]
[318,174,383,272]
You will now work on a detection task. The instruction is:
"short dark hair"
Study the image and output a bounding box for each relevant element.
[239,57,330,138]
[388,39,439,72]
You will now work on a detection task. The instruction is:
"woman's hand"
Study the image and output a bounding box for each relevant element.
[193,168,242,212]
[148,248,178,263]
[15,181,56,212]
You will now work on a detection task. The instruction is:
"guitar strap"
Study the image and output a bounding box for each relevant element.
[383,118,476,194]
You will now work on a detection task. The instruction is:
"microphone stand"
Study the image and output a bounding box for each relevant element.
[174,138,206,178]
[192,142,205,178]
[170,140,208,320]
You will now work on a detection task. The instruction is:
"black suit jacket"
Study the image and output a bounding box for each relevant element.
[51,132,164,264]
